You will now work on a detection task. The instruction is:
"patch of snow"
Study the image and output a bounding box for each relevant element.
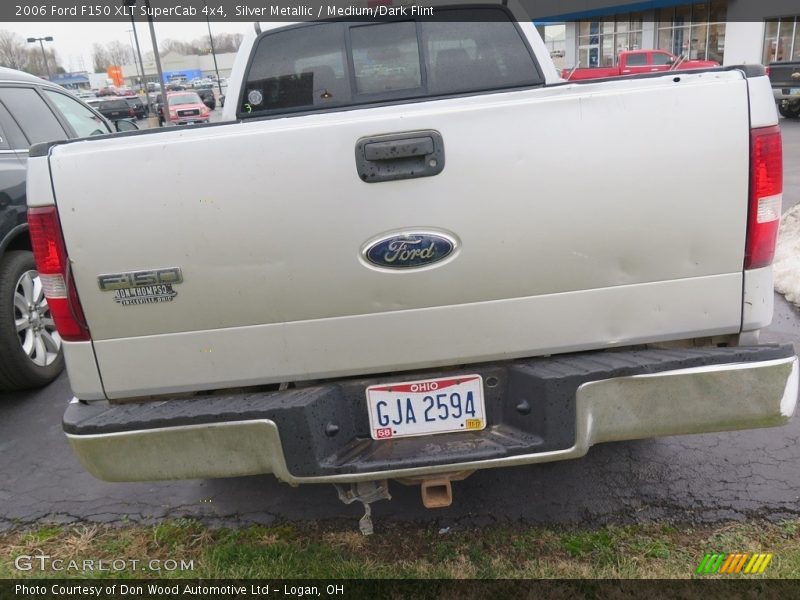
[774,203,800,308]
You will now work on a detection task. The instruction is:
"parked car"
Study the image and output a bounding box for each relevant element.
[159,91,210,125]
[0,67,113,390]
[216,78,228,108]
[26,11,797,521]
[561,49,719,80]
[195,88,216,110]
[768,60,800,119]
[124,96,147,119]
[191,78,214,89]
[87,98,136,121]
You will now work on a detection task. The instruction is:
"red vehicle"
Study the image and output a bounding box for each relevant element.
[561,50,719,81]
[161,91,210,125]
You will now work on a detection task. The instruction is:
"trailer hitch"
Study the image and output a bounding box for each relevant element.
[334,480,391,535]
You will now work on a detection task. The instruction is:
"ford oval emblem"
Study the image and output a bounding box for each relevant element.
[363,231,457,270]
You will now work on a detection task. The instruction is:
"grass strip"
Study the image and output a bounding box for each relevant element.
[1,519,798,579]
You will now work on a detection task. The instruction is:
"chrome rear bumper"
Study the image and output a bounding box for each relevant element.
[773,89,800,101]
[65,350,798,485]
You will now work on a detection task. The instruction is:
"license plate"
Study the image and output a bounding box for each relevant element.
[790,88,800,96]
[366,375,486,440]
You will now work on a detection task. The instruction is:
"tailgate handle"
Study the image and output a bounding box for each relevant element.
[355,130,444,183]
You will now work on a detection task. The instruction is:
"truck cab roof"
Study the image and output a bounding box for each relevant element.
[0,66,59,87]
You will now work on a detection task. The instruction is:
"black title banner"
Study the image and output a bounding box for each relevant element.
[4,0,799,22]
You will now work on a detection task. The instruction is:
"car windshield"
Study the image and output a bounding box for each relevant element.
[103,100,129,109]
[168,93,201,106]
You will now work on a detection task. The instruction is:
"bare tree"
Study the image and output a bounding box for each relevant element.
[91,43,110,73]
[212,33,243,54]
[160,38,194,56]
[158,33,243,57]
[0,30,28,70]
[26,47,62,77]
[92,40,132,72]
[106,40,132,66]
[0,30,64,77]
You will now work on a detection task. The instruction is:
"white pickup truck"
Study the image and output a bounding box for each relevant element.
[24,6,798,522]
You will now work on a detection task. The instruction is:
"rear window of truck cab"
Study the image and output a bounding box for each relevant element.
[101,100,130,110]
[239,7,543,118]
[624,53,648,66]
[168,93,202,106]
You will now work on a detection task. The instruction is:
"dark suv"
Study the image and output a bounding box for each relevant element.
[87,98,136,121]
[124,96,147,119]
[0,68,115,391]
[195,88,216,110]
[768,61,800,119]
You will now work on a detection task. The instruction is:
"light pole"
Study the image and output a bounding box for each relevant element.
[26,36,53,79]
[146,1,171,125]
[203,0,223,97]
[124,0,169,126]
[126,29,141,86]
[128,14,150,113]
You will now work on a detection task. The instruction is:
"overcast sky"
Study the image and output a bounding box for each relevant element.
[4,21,251,72]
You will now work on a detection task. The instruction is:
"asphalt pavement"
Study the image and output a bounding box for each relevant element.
[1,119,799,533]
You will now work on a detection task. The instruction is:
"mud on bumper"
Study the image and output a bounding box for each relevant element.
[64,345,799,484]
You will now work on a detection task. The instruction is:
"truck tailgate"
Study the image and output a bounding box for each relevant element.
[49,70,750,398]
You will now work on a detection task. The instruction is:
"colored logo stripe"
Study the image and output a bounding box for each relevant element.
[697,553,773,574]
[719,553,738,573]
[745,553,773,574]
[696,554,725,574]
[721,553,748,573]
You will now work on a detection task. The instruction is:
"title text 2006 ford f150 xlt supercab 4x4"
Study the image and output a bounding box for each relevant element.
[24,6,799,526]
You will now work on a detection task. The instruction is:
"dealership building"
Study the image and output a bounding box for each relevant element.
[536,0,799,69]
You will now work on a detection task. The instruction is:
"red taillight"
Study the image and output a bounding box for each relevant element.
[27,206,90,341]
[745,126,783,270]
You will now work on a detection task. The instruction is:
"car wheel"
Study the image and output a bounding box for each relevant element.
[778,100,800,119]
[0,251,64,391]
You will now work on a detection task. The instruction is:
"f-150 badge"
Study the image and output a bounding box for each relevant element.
[97,268,182,306]
[363,231,457,270]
